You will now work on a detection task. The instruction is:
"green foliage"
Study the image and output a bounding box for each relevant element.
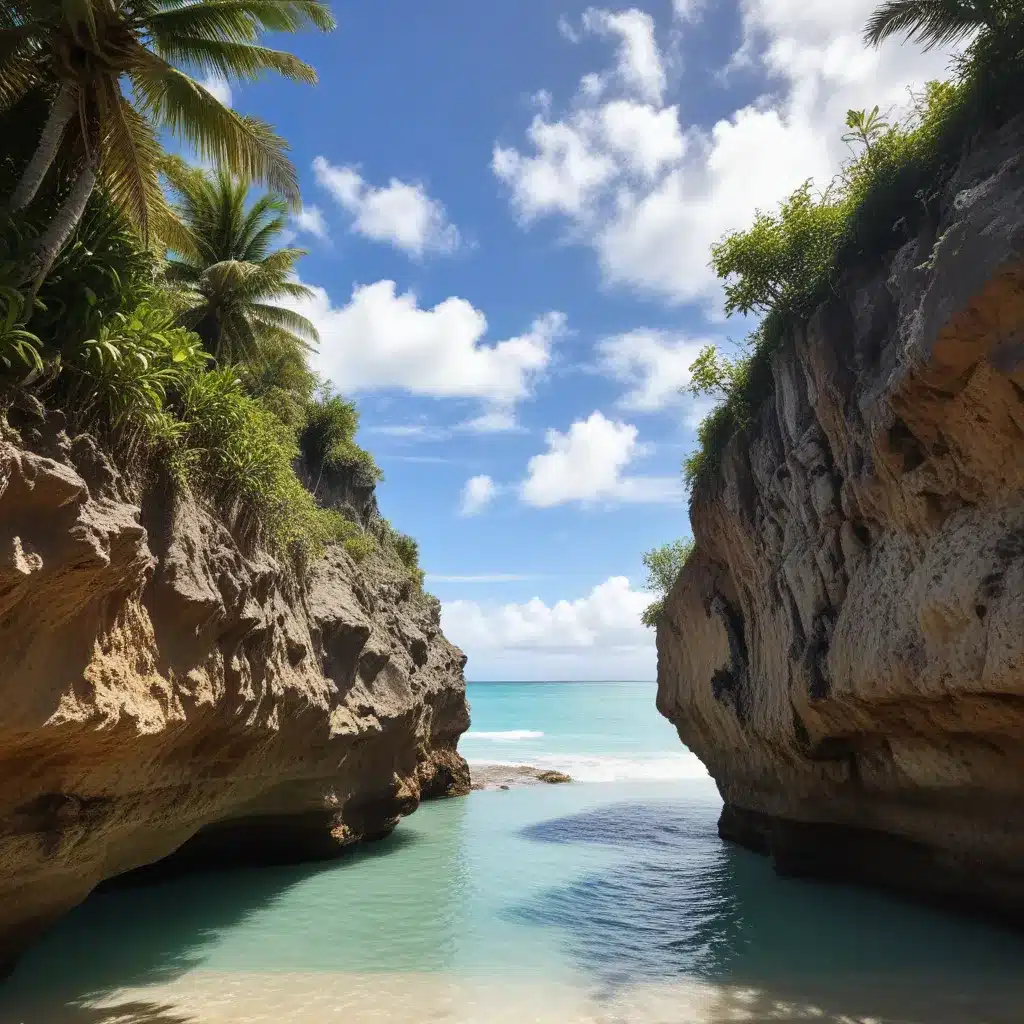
[841,106,890,161]
[641,539,694,628]
[863,0,1019,51]
[300,389,381,483]
[371,517,426,586]
[177,366,346,561]
[1,0,337,264]
[48,295,347,563]
[683,25,1024,491]
[0,286,43,375]
[165,166,319,363]
[710,181,848,321]
[343,531,377,563]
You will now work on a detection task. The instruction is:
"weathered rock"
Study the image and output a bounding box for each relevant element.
[0,420,469,973]
[657,115,1024,920]
[470,764,573,790]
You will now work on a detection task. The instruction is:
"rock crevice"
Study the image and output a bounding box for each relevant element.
[657,115,1024,919]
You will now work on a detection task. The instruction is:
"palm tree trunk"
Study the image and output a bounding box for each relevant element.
[5,84,78,216]
[25,151,100,293]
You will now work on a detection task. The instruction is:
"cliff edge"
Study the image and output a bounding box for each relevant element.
[657,116,1024,918]
[0,413,469,973]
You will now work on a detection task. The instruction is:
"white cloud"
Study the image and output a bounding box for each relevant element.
[290,280,564,419]
[597,329,715,418]
[313,157,460,257]
[672,0,704,20]
[494,2,959,305]
[493,118,617,221]
[520,411,682,508]
[441,576,657,679]
[459,407,523,434]
[294,205,328,240]
[201,74,232,107]
[460,475,498,516]
[581,8,667,104]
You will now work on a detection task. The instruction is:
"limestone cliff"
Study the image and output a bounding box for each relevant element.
[657,115,1024,918]
[0,410,470,973]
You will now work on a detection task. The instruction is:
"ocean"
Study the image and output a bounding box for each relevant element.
[2,680,1023,1023]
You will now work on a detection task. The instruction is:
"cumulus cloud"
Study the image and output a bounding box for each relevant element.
[494,1,959,305]
[581,8,667,104]
[597,329,715,419]
[460,475,497,516]
[288,281,564,414]
[201,74,232,107]
[441,576,657,679]
[313,157,460,257]
[294,205,328,240]
[520,411,682,507]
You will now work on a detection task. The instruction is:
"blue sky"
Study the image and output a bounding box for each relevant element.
[212,0,956,680]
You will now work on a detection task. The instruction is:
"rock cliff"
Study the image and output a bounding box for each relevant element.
[657,115,1024,918]
[0,411,470,974]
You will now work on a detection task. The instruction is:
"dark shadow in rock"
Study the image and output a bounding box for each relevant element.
[511,797,1024,1024]
[0,828,419,1021]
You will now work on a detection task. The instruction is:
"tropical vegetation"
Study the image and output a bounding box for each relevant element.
[641,540,694,628]
[682,0,1024,488]
[0,0,423,583]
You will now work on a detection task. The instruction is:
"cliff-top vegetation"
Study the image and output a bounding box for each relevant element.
[683,0,1024,488]
[0,0,422,578]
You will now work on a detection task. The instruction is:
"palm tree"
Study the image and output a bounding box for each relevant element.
[165,163,318,365]
[863,0,1014,50]
[0,0,334,283]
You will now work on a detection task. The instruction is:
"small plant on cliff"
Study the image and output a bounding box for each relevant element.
[641,539,694,628]
[300,388,381,487]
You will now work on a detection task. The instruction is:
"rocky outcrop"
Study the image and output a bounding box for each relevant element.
[0,413,469,973]
[657,115,1024,919]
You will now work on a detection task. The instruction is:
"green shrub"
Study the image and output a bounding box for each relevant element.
[300,389,381,484]
[49,297,350,564]
[641,539,694,628]
[343,532,377,563]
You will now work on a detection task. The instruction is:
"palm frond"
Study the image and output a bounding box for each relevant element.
[99,85,165,242]
[130,59,299,204]
[152,37,317,84]
[143,0,335,39]
[247,300,318,342]
[864,0,991,49]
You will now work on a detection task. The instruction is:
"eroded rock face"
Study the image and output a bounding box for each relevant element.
[0,418,469,972]
[657,116,1024,918]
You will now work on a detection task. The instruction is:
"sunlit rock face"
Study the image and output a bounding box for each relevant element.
[658,114,1024,920]
[0,425,469,974]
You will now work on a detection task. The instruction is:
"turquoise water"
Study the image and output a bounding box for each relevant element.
[3,682,1024,1023]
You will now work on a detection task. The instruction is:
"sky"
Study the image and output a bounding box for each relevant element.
[218,0,958,680]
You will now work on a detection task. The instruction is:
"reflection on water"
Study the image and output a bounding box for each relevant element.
[2,782,1023,1024]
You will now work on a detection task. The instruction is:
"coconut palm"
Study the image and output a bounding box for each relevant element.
[863,0,1015,50]
[165,163,317,365]
[0,0,334,283]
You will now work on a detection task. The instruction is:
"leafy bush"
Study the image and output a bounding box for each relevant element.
[343,532,377,563]
[0,288,43,376]
[48,297,348,563]
[641,539,694,628]
[684,34,1024,490]
[300,389,381,483]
